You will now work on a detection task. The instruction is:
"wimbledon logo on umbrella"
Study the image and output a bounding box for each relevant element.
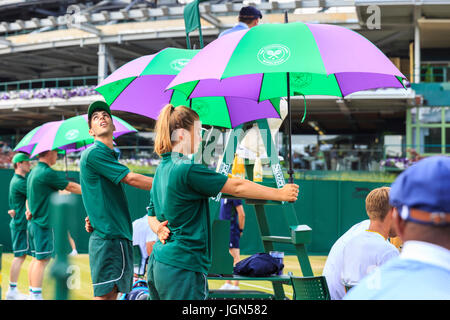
[257,44,291,66]
[65,129,80,141]
[170,59,191,71]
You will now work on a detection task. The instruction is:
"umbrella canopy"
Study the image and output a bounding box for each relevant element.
[167,22,407,182]
[168,22,407,100]
[95,47,282,128]
[14,125,43,154]
[14,114,137,158]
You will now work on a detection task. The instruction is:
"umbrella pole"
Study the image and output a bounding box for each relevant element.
[64,150,68,179]
[284,11,294,184]
[286,72,294,184]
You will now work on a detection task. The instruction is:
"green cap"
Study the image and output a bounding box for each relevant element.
[88,100,111,119]
[12,153,31,164]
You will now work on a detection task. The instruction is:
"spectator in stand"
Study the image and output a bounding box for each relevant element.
[0,141,14,168]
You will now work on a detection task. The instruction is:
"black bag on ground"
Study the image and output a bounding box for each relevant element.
[233,253,284,277]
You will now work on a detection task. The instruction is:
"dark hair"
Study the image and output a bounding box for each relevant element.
[239,16,258,25]
[38,150,50,158]
[88,115,93,129]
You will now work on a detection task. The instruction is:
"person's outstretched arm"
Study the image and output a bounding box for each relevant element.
[122,172,153,191]
[221,178,299,202]
[65,182,82,194]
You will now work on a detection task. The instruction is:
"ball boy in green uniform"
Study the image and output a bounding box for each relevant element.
[27,149,81,299]
[80,101,153,300]
[6,153,31,299]
[147,104,299,300]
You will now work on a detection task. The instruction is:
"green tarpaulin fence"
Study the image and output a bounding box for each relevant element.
[0,169,390,255]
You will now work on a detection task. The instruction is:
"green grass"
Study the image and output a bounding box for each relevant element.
[51,158,398,183]
[1,254,327,300]
[1,254,94,300]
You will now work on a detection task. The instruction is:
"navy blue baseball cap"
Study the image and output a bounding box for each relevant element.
[239,6,262,19]
[390,156,450,225]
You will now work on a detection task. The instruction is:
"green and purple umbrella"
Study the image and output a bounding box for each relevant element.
[14,125,43,154]
[95,47,282,129]
[167,22,408,181]
[168,22,407,100]
[14,114,137,158]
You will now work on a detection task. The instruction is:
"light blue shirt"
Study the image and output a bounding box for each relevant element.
[218,22,249,38]
[344,241,450,300]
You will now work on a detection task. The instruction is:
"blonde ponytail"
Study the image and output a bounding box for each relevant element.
[154,104,200,155]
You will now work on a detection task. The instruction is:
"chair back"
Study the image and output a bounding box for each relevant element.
[291,276,331,300]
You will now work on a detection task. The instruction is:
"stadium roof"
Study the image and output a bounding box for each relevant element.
[355,0,450,56]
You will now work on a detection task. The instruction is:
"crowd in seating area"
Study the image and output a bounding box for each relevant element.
[0,141,14,168]
[0,86,99,101]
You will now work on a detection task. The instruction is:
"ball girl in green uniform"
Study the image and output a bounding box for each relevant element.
[147,104,299,300]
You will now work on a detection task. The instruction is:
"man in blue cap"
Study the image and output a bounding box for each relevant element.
[218,5,262,38]
[345,156,450,300]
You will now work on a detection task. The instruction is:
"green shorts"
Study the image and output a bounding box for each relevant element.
[29,221,54,260]
[10,227,30,257]
[27,223,35,258]
[89,232,133,297]
[147,254,209,300]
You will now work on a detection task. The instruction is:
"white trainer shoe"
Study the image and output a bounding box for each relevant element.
[29,293,43,300]
[219,283,234,290]
[6,289,28,300]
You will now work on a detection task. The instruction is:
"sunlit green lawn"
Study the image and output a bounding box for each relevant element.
[1,253,327,300]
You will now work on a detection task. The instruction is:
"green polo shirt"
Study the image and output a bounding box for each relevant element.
[80,140,132,241]
[9,173,28,230]
[27,162,70,228]
[148,152,228,274]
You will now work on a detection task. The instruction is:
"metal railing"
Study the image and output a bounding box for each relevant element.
[403,66,450,84]
[0,76,98,93]
[2,67,450,94]
[420,66,450,83]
